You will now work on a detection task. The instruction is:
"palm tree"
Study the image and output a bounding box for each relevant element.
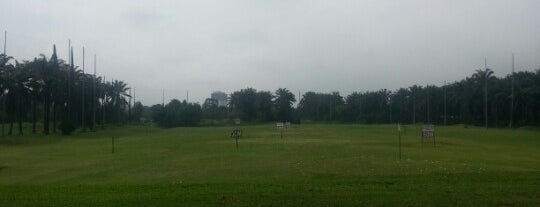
[274,88,296,122]
[409,85,422,124]
[47,45,63,133]
[108,80,130,123]
[37,54,53,135]
[473,68,495,128]
[26,58,44,134]
[0,54,13,136]
[50,61,68,134]
[0,46,140,135]
[5,60,31,135]
[111,80,130,107]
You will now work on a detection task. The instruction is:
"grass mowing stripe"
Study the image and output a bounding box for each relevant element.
[0,124,538,206]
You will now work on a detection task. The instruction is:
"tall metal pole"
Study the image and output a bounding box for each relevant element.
[3,31,5,55]
[128,88,132,121]
[510,53,515,129]
[1,80,4,137]
[102,76,105,129]
[67,40,71,122]
[444,81,447,126]
[162,89,165,106]
[68,47,73,122]
[426,85,430,124]
[92,54,96,130]
[2,31,6,136]
[299,91,301,108]
[412,88,416,124]
[82,47,86,132]
[485,58,488,129]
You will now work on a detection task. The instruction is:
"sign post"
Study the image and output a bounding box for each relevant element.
[421,125,435,147]
[235,134,238,149]
[232,119,241,149]
[276,122,284,138]
[231,129,241,149]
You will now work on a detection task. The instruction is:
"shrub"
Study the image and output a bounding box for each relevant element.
[58,121,76,135]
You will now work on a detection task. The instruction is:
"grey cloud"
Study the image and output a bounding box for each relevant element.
[122,9,163,26]
[1,0,539,105]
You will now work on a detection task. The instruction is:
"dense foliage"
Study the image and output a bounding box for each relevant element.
[225,88,297,123]
[0,46,134,135]
[2,46,538,130]
[215,69,539,127]
[296,69,540,127]
[151,99,202,127]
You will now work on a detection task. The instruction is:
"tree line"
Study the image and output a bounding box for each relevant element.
[195,69,539,128]
[154,67,539,128]
[149,88,298,127]
[2,46,539,133]
[336,68,539,127]
[0,46,134,135]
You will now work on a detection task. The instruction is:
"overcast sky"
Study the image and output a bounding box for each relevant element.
[1,0,539,105]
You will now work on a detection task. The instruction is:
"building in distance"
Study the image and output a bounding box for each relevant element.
[211,91,228,107]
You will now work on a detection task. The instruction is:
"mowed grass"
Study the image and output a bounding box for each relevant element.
[0,124,538,206]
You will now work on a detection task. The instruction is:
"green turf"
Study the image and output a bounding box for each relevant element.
[0,124,538,206]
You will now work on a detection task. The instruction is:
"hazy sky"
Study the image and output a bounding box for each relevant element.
[1,0,539,105]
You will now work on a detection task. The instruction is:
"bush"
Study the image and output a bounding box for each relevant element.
[152,99,203,127]
[58,121,76,135]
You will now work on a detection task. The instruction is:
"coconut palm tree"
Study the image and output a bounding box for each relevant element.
[274,88,296,121]
[26,58,45,134]
[5,60,31,135]
[0,54,13,136]
[107,80,130,123]
[473,68,495,128]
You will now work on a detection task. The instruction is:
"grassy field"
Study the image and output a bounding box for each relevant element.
[0,124,538,206]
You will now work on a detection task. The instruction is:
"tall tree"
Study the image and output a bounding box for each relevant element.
[229,88,258,121]
[0,54,13,136]
[473,68,495,128]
